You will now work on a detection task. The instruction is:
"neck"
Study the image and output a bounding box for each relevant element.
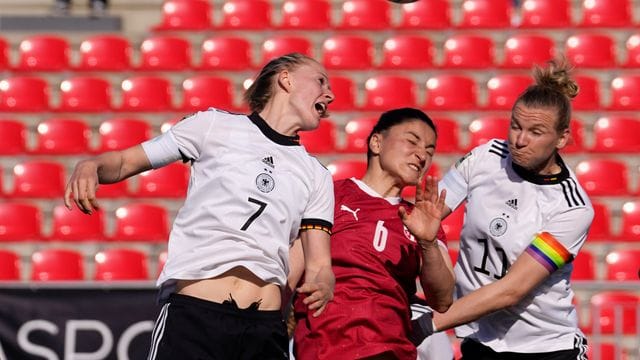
[360,166,403,198]
[258,101,298,137]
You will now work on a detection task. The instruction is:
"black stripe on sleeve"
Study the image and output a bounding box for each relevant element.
[300,218,332,235]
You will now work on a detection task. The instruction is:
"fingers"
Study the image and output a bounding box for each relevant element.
[398,206,408,221]
[297,283,332,317]
[71,177,99,214]
[63,182,73,210]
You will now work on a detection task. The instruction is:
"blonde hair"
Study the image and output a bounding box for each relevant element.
[515,57,578,132]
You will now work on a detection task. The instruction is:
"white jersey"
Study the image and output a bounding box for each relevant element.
[141,109,334,301]
[439,139,593,353]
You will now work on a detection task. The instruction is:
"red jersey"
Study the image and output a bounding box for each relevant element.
[294,179,447,359]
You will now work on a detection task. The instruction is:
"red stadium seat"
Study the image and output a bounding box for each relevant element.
[97,118,152,152]
[620,201,640,241]
[587,343,627,360]
[0,76,49,112]
[342,117,376,153]
[337,0,390,30]
[327,75,357,111]
[572,75,601,110]
[198,36,253,71]
[57,76,112,112]
[519,0,571,28]
[33,118,91,154]
[588,201,612,241]
[424,74,477,110]
[96,180,131,199]
[448,248,459,265]
[76,35,132,71]
[442,203,465,240]
[261,36,313,66]
[578,0,632,28]
[484,74,532,110]
[0,119,27,155]
[138,35,192,71]
[0,203,41,241]
[623,34,640,68]
[94,248,149,281]
[152,0,213,31]
[565,33,617,68]
[605,250,640,281]
[135,163,189,198]
[458,0,512,28]
[119,76,174,112]
[608,75,640,110]
[322,35,373,70]
[181,75,235,111]
[500,34,555,69]
[363,75,417,110]
[397,0,451,29]
[31,248,84,281]
[15,35,70,71]
[571,249,595,280]
[279,0,331,29]
[466,117,509,150]
[9,161,66,198]
[575,159,630,196]
[441,34,494,69]
[434,117,462,153]
[562,118,585,154]
[50,205,105,241]
[327,159,367,180]
[379,35,435,69]
[592,116,640,153]
[219,0,272,29]
[589,291,639,334]
[0,249,20,280]
[299,120,337,154]
[112,203,169,242]
[0,37,10,70]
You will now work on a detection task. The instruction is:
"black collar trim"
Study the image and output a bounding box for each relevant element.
[248,112,300,146]
[511,153,570,185]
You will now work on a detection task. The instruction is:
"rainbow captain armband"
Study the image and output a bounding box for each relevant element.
[525,232,573,273]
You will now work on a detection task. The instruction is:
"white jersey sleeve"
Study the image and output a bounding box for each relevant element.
[439,147,481,211]
[141,111,215,168]
[300,162,334,232]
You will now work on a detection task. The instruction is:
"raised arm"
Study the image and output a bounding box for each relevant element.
[297,229,334,317]
[64,145,152,214]
[399,176,455,312]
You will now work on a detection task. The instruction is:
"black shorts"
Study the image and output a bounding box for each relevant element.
[148,293,289,360]
[460,336,588,360]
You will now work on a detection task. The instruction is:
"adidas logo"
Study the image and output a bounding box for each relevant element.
[262,156,274,168]
[505,198,518,210]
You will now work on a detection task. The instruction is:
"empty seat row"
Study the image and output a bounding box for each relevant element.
[0,161,188,199]
[5,73,640,112]
[149,0,640,31]
[4,32,640,72]
[0,247,165,281]
[2,115,639,156]
[0,202,170,242]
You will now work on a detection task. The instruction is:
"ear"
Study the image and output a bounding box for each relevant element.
[277,70,292,92]
[556,127,570,150]
[369,133,383,156]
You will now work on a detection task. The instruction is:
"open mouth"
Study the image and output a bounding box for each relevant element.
[314,102,329,118]
[408,163,421,172]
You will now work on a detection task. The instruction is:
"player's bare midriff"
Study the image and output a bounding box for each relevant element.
[176,266,282,310]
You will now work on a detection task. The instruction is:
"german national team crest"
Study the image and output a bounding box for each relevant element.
[489,216,508,237]
[256,173,275,193]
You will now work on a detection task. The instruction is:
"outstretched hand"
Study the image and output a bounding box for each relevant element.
[64,160,101,215]
[398,175,446,246]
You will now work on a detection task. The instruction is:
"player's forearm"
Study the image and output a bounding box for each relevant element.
[304,262,335,290]
[419,242,454,312]
[92,146,152,183]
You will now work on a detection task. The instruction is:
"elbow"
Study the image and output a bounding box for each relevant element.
[431,300,452,313]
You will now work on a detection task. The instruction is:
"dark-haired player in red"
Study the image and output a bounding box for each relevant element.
[290,108,455,359]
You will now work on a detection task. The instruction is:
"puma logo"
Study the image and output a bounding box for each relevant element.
[340,205,360,221]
